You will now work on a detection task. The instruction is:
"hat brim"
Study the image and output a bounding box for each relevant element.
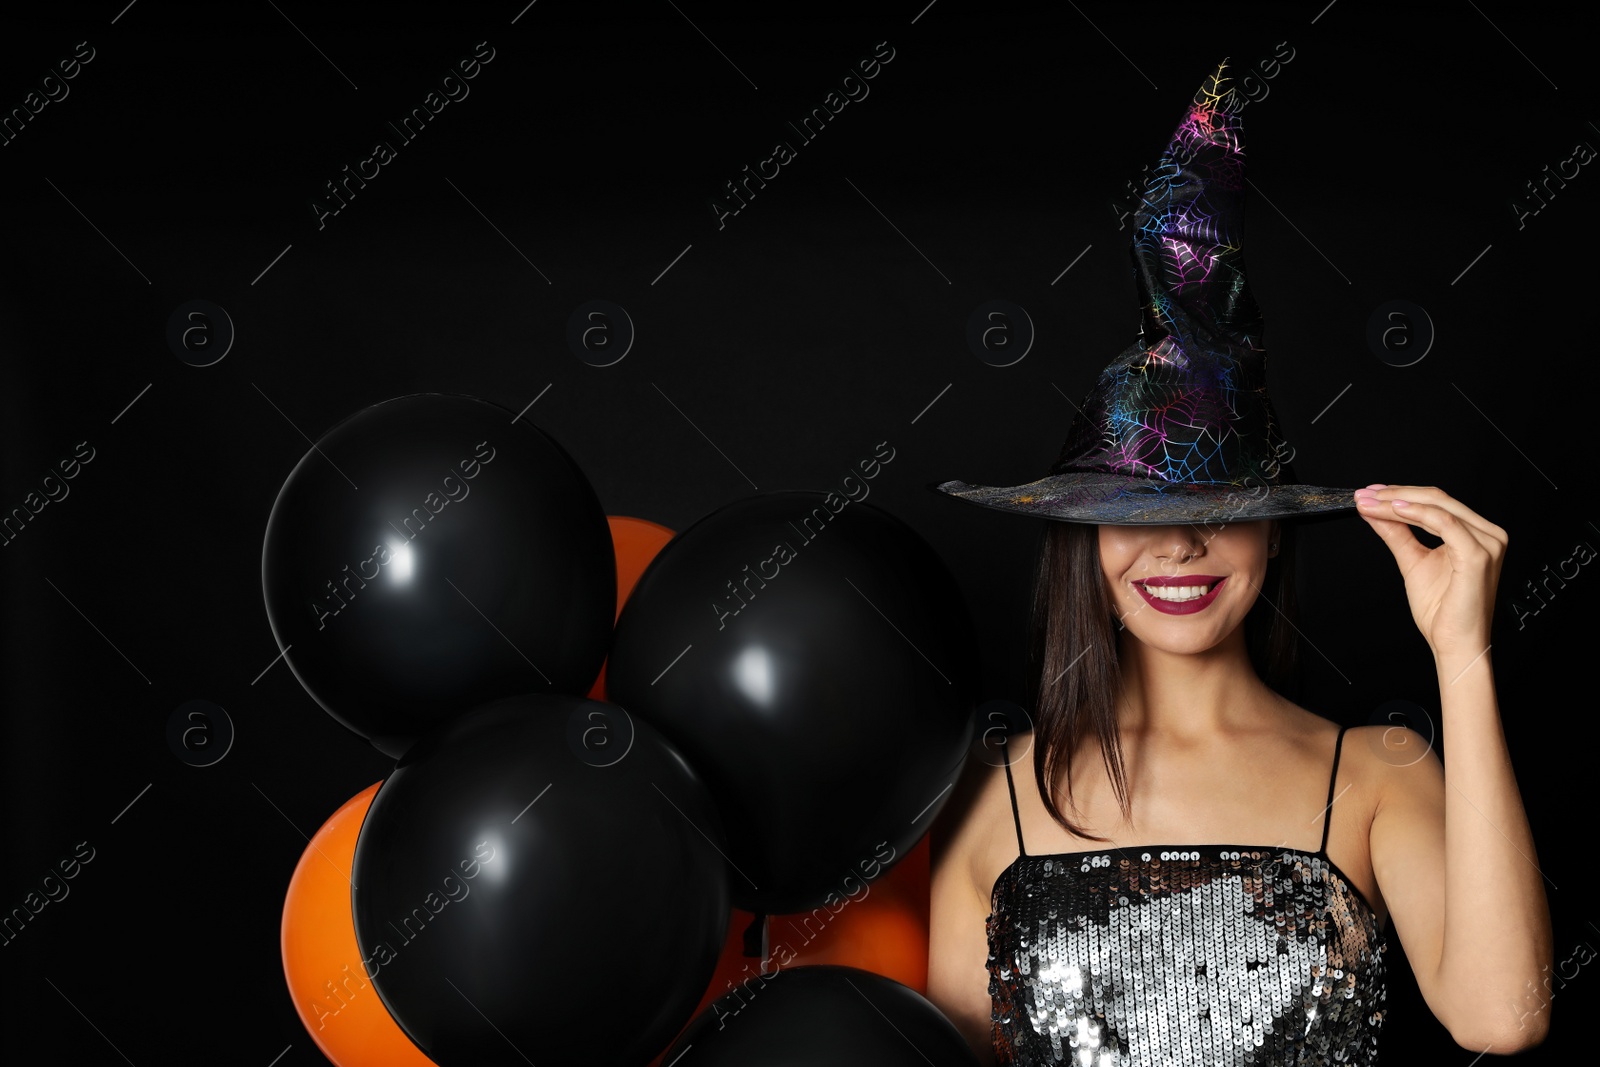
[932,472,1359,525]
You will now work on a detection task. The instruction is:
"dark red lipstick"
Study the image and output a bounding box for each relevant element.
[1134,574,1226,615]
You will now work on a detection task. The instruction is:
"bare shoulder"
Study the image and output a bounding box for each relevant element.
[1269,696,1443,801]
[930,732,1025,905]
[1339,723,1445,806]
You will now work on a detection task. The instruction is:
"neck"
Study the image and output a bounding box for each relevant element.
[1113,624,1276,740]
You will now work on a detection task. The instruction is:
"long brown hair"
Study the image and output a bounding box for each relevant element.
[1022,518,1300,840]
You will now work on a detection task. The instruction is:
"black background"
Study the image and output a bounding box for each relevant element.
[1,0,1591,1063]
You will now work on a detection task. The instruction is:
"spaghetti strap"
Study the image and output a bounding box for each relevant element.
[1318,725,1349,855]
[1001,737,1028,858]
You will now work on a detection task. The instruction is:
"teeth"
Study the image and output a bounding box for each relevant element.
[1143,583,1211,602]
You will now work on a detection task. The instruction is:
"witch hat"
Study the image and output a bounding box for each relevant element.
[933,60,1358,525]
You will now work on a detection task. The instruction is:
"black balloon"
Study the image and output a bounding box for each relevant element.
[350,693,730,1067]
[261,393,614,758]
[661,964,982,1066]
[605,491,978,913]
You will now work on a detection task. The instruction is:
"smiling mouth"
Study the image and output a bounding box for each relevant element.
[1134,575,1227,614]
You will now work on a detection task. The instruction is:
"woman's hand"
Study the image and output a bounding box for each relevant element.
[1356,483,1551,1052]
[1353,484,1507,664]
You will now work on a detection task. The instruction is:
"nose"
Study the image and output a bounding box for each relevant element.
[1153,527,1205,564]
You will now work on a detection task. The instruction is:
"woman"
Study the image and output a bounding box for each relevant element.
[927,501,1551,1065]
[925,61,1552,1066]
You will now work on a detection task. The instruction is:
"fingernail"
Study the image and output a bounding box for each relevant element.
[1364,483,1387,490]
[1353,488,1376,499]
[1357,496,1378,507]
[1392,499,1410,508]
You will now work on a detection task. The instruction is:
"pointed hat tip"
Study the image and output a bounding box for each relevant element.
[1125,53,1260,353]
[1175,57,1246,156]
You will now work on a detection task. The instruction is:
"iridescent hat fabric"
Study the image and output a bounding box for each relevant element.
[934,60,1359,525]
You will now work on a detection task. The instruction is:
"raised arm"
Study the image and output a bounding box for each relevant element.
[1356,484,1553,1052]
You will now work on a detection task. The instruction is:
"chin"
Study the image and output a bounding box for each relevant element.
[1121,601,1242,656]
[1128,626,1230,656]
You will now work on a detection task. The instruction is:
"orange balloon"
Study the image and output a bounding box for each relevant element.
[281,783,436,1067]
[647,835,932,1065]
[587,515,677,700]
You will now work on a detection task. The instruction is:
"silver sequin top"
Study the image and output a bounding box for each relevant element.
[987,727,1388,1066]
